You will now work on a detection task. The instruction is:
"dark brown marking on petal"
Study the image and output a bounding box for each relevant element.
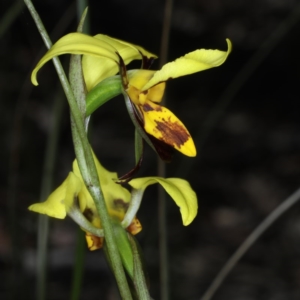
[148,134,174,162]
[155,119,190,148]
[127,97,174,161]
[142,103,154,112]
[114,199,129,211]
[142,103,163,112]
[83,208,94,222]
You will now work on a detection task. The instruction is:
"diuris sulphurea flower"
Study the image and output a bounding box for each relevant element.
[29,153,142,250]
[119,38,231,158]
[31,33,231,158]
[29,153,198,250]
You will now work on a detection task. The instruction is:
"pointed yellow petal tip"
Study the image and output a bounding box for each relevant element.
[128,177,198,226]
[142,38,232,91]
[28,202,66,219]
[180,137,197,157]
[31,71,39,86]
[225,38,232,54]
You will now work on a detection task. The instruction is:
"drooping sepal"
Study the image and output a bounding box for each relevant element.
[128,177,198,225]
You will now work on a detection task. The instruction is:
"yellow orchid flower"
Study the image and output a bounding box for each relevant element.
[29,154,142,250]
[31,32,231,158]
[122,39,232,157]
[29,154,198,249]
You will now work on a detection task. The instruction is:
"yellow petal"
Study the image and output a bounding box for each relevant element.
[95,35,157,61]
[128,69,156,90]
[110,36,157,61]
[82,35,157,91]
[128,177,198,225]
[82,56,119,91]
[31,33,119,86]
[142,39,232,91]
[140,101,196,156]
[28,172,83,219]
[126,69,166,104]
[72,154,131,222]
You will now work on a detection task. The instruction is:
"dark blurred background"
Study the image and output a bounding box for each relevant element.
[1,0,300,299]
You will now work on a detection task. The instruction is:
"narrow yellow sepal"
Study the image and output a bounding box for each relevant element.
[128,177,198,226]
[140,100,196,157]
[142,39,232,91]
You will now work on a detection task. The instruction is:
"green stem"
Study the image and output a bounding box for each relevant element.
[128,234,151,300]
[70,229,86,300]
[121,189,144,229]
[24,1,132,299]
[37,88,65,300]
[157,0,173,299]
[69,7,88,299]
[67,205,104,237]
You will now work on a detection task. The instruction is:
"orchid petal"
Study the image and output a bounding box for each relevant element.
[140,101,196,157]
[82,56,119,91]
[128,177,198,225]
[82,35,157,90]
[126,69,165,104]
[28,172,83,219]
[142,39,232,91]
[31,33,119,86]
[72,155,131,221]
